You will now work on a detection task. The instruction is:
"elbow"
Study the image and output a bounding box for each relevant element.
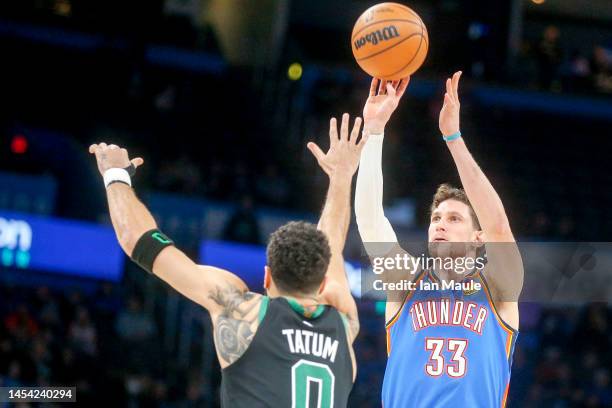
[487,220,513,241]
[116,230,138,257]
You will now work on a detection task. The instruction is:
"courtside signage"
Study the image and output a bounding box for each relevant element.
[0,211,123,281]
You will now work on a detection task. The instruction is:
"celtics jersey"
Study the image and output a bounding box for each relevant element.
[220,296,354,408]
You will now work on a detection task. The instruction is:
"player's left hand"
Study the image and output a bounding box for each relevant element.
[89,143,144,176]
[439,71,462,137]
[307,113,368,178]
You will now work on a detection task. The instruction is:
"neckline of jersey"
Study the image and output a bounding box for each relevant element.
[283,297,326,319]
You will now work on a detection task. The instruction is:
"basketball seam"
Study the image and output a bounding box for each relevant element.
[356,32,423,62]
[390,3,422,22]
[351,18,422,40]
[382,19,425,78]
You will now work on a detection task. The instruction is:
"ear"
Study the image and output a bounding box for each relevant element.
[317,275,328,295]
[263,265,272,290]
[472,230,485,247]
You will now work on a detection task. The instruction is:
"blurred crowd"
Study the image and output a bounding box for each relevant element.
[1,283,611,407]
[519,25,612,94]
[0,284,216,407]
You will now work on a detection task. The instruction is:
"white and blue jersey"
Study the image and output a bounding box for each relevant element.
[382,269,517,408]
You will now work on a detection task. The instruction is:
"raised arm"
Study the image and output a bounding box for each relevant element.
[307,113,368,342]
[355,78,421,304]
[438,72,523,329]
[355,78,409,247]
[89,143,249,318]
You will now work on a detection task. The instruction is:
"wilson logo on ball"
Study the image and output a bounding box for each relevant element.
[353,25,400,50]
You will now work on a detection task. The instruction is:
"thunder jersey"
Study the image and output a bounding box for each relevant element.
[221,296,353,408]
[382,269,517,408]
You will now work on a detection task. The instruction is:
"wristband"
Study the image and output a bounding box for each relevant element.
[103,168,132,188]
[442,131,462,142]
[131,229,175,273]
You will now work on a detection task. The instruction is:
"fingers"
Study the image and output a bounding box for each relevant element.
[340,113,350,142]
[396,76,410,98]
[443,93,453,107]
[452,71,462,102]
[357,128,370,149]
[445,71,462,103]
[350,117,362,142]
[89,142,110,154]
[329,117,339,146]
[386,83,396,97]
[131,157,144,168]
[89,142,134,161]
[369,78,379,96]
[307,142,326,163]
[377,79,388,95]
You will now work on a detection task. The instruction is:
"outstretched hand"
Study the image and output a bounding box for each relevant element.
[89,143,144,176]
[363,77,410,135]
[439,71,462,137]
[307,113,368,178]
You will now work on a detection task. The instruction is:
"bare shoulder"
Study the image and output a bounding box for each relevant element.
[208,285,264,368]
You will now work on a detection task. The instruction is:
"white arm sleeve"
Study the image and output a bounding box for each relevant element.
[355,133,399,246]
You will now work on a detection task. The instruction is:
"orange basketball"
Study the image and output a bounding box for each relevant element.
[351,2,429,80]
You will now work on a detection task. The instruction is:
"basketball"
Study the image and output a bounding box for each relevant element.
[351,2,429,80]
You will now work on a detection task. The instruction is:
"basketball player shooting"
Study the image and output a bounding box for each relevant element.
[355,72,523,407]
[89,114,367,407]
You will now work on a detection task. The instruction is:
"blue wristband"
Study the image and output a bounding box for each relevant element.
[443,131,461,142]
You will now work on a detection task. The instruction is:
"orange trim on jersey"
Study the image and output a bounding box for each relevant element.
[385,271,427,329]
[478,272,517,337]
[501,381,510,407]
[505,332,514,361]
[385,271,427,355]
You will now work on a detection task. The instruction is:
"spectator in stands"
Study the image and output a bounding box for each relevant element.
[4,304,38,339]
[68,307,97,357]
[35,287,61,332]
[115,295,158,373]
[222,195,261,244]
[563,50,592,93]
[592,45,612,93]
[30,337,52,384]
[536,25,562,90]
[115,296,156,343]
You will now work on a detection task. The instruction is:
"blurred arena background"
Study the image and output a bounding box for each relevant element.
[0,0,611,406]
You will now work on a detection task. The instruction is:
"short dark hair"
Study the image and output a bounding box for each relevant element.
[430,183,481,230]
[266,221,331,294]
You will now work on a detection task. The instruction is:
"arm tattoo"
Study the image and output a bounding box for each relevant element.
[209,285,259,364]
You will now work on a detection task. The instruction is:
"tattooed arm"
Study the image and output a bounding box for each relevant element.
[89,142,250,316]
[208,286,263,368]
[150,248,263,368]
[89,142,261,367]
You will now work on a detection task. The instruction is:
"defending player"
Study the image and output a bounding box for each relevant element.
[89,113,367,407]
[355,72,523,407]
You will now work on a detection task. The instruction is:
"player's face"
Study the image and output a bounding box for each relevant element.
[428,199,478,243]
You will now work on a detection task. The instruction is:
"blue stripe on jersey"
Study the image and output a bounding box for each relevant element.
[382,270,518,408]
